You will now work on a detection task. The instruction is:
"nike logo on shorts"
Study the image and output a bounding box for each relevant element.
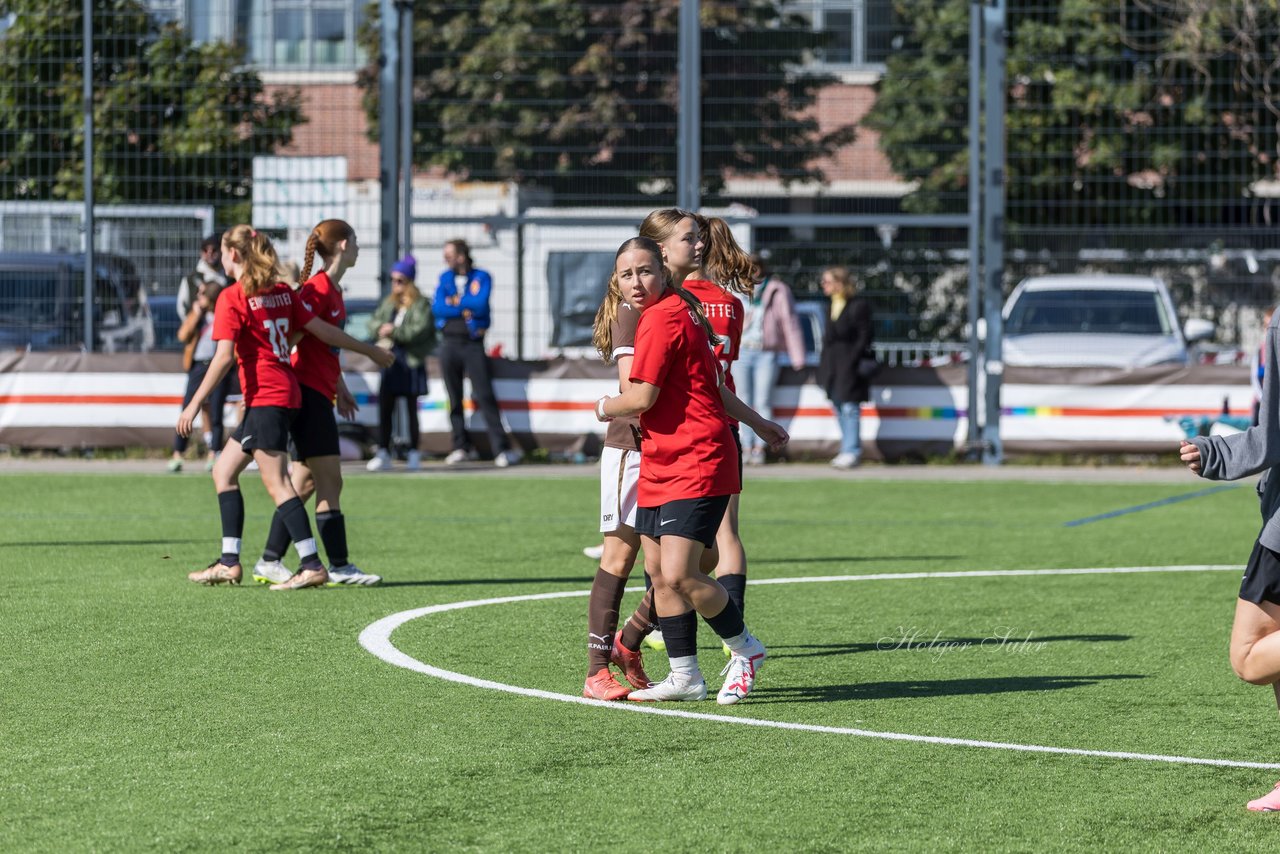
[240,434,252,444]
[660,519,675,526]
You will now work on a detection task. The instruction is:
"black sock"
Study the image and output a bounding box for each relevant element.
[718,574,747,619]
[657,610,699,658]
[217,490,244,566]
[643,571,652,591]
[276,497,321,568]
[315,510,348,568]
[704,598,746,641]
[262,509,292,562]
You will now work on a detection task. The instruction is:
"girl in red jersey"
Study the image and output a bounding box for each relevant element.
[581,210,707,701]
[251,220,384,588]
[683,215,757,639]
[596,237,788,705]
[177,225,393,589]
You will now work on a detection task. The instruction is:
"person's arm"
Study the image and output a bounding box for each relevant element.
[1189,323,1280,480]
[598,381,660,420]
[432,275,465,320]
[774,283,808,368]
[456,270,492,315]
[391,299,433,346]
[720,384,789,451]
[176,303,206,345]
[177,339,234,437]
[335,374,358,421]
[303,316,396,368]
[847,297,873,356]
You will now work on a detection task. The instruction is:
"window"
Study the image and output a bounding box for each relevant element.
[797,1,907,70]
[253,1,366,70]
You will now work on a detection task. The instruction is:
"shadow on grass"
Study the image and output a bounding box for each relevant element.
[751,673,1145,703]
[754,554,964,565]
[1,539,207,547]
[378,576,595,588]
[768,634,1132,659]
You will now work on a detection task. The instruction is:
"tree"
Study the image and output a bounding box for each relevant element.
[0,0,305,221]
[865,0,1280,229]
[357,1,855,203]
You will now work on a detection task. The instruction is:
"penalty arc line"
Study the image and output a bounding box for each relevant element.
[358,564,1280,771]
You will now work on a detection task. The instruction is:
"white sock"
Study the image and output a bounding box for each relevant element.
[668,655,701,680]
[724,629,754,655]
[294,538,318,562]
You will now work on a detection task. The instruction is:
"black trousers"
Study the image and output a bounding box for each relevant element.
[438,336,510,455]
[378,391,420,452]
[173,361,233,453]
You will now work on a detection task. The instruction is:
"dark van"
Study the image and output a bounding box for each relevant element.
[0,252,141,351]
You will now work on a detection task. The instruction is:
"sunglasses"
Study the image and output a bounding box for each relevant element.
[390,276,409,283]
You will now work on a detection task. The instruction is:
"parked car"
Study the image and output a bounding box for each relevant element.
[1001,274,1214,368]
[0,252,145,351]
[342,296,382,343]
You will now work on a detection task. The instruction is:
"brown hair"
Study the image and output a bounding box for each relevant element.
[299,219,355,284]
[222,224,283,295]
[445,238,473,269]
[592,236,718,361]
[696,215,759,297]
[392,278,422,310]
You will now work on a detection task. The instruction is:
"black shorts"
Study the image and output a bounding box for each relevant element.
[232,406,296,454]
[635,495,731,548]
[1241,540,1280,606]
[290,384,340,461]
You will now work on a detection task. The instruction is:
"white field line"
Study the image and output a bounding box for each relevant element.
[358,565,1280,770]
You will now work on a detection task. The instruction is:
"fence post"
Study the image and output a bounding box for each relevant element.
[981,0,1006,465]
[399,1,413,257]
[967,2,982,457]
[379,0,401,298]
[677,0,701,211]
[82,0,94,352]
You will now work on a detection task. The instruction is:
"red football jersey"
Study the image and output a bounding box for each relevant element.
[682,278,744,425]
[292,271,345,401]
[213,282,316,409]
[629,287,739,505]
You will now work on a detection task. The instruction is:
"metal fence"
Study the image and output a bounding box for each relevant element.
[3,1,1278,362]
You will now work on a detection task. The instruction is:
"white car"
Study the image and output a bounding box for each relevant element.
[1001,274,1214,368]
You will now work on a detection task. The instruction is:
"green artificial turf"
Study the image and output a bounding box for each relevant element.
[2,470,1278,851]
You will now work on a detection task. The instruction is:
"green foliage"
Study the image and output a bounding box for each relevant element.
[356,0,855,202]
[0,0,305,220]
[866,0,1280,227]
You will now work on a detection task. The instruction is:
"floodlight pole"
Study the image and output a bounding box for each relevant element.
[83,0,95,352]
[399,1,413,257]
[966,3,982,457]
[677,0,701,211]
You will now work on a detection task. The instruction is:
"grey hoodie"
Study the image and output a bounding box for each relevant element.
[1192,312,1280,549]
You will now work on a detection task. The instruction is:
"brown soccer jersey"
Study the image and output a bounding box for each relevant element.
[604,302,643,451]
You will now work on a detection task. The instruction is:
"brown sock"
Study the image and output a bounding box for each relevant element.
[587,568,627,676]
[619,586,658,653]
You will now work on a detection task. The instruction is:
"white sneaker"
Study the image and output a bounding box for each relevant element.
[445,448,478,465]
[494,448,523,468]
[366,449,392,472]
[717,636,767,705]
[643,629,667,652]
[628,672,707,702]
[405,450,422,471]
[252,558,292,585]
[830,452,860,470]
[326,563,383,586]
[582,543,604,561]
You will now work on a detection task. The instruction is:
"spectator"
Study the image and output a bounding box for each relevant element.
[168,278,233,472]
[737,254,806,465]
[817,266,874,469]
[1253,305,1277,425]
[367,254,435,472]
[432,238,522,467]
[176,235,228,319]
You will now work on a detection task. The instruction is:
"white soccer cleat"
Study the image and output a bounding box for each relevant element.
[582,543,604,561]
[717,636,767,705]
[494,448,524,468]
[366,449,392,472]
[252,558,292,585]
[627,672,707,702]
[326,563,382,587]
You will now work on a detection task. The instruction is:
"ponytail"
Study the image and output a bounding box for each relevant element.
[299,219,355,284]
[698,215,759,298]
[223,224,282,295]
[592,272,624,362]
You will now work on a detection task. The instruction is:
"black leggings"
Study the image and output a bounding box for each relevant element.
[378,392,420,451]
[438,336,509,454]
[173,361,232,453]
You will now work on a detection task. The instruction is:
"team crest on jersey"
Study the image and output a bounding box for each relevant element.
[469,280,481,296]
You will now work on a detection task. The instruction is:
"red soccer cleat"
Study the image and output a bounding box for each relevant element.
[610,631,653,690]
[582,668,630,701]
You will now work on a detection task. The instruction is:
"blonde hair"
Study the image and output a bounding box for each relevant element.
[300,219,355,284]
[824,266,857,298]
[592,236,719,361]
[222,225,282,295]
[696,215,759,297]
[393,279,422,310]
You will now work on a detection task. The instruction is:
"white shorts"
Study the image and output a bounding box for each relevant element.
[599,446,641,533]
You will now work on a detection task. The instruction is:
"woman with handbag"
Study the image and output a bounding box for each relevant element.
[817,266,875,469]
